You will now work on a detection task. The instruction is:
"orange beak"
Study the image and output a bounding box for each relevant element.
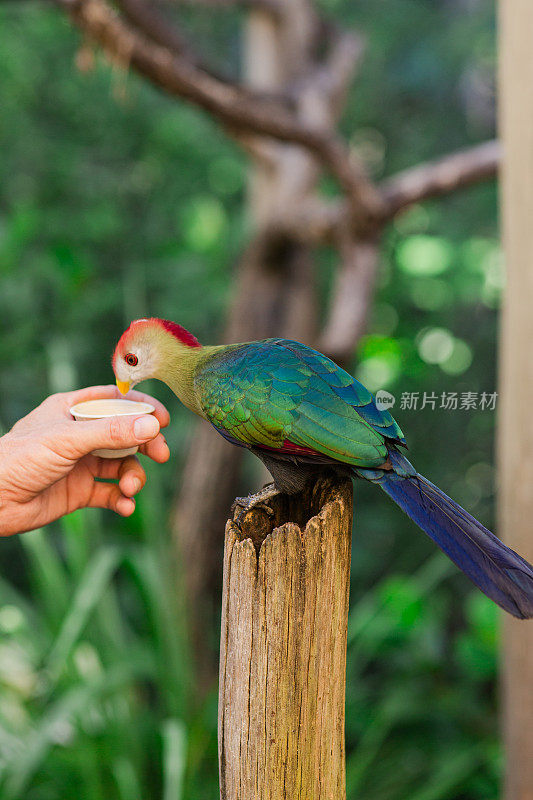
[116,379,130,395]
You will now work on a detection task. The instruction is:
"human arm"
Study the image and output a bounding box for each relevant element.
[0,385,170,536]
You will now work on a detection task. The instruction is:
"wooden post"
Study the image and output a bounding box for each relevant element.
[499,3,533,798]
[218,478,352,800]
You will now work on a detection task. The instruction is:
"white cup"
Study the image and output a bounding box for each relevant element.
[69,399,156,459]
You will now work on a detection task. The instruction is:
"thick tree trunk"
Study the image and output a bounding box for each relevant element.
[172,0,320,685]
[318,237,379,366]
[218,477,353,800]
[498,3,533,798]
[171,240,316,684]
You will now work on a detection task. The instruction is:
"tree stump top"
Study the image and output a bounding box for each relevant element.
[229,476,353,554]
[219,477,353,800]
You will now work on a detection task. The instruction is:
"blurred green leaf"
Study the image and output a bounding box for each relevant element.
[162,718,187,800]
[45,546,123,681]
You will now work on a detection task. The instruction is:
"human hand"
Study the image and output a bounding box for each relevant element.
[0,385,170,536]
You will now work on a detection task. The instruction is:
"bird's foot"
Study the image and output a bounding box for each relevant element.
[231,484,281,528]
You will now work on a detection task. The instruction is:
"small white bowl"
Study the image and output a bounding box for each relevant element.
[70,399,155,459]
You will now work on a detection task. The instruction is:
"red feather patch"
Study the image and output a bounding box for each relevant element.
[280,440,321,456]
[112,318,200,369]
[259,440,323,458]
[158,319,201,348]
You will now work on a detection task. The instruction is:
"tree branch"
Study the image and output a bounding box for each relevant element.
[115,0,195,59]
[380,139,500,219]
[304,28,364,115]
[58,0,384,223]
[58,0,500,367]
[276,139,501,244]
[313,141,500,361]
[115,0,286,91]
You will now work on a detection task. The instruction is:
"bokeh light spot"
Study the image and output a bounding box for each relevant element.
[397,235,454,276]
[440,338,473,375]
[182,197,227,252]
[356,355,400,392]
[0,605,24,634]
[416,327,454,364]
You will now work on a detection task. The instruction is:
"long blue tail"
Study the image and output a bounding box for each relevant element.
[360,455,533,619]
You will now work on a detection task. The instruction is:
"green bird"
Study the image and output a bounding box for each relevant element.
[113,317,533,619]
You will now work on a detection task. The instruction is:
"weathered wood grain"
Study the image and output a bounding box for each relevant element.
[218,478,353,800]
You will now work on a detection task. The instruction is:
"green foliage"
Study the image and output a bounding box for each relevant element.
[0,487,218,800]
[345,556,500,799]
[0,0,498,797]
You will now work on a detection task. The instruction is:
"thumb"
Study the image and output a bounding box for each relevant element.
[64,414,160,458]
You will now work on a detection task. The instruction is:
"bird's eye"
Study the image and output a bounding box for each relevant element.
[125,353,138,367]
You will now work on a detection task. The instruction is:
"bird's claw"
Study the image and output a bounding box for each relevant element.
[231,496,248,515]
[231,489,279,529]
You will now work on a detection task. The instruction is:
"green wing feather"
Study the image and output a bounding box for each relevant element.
[194,339,405,468]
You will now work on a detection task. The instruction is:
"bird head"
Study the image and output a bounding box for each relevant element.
[112,318,201,394]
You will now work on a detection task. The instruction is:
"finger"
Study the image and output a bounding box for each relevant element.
[88,482,136,517]
[120,388,170,428]
[86,455,147,497]
[118,459,147,498]
[61,414,160,459]
[65,385,170,428]
[139,433,170,463]
[84,456,146,499]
